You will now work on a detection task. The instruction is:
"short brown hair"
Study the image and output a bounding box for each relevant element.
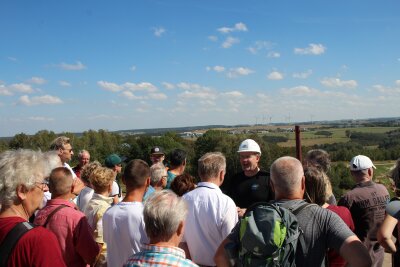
[198,152,226,181]
[49,167,73,196]
[90,167,115,193]
[123,159,150,188]
[170,173,196,196]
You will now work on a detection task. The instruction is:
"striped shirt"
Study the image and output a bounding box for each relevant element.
[124,244,198,267]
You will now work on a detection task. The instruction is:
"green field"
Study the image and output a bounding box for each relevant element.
[268,126,400,147]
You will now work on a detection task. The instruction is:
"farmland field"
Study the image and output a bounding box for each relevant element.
[267,126,400,147]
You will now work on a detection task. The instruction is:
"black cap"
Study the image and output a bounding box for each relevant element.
[150,146,165,155]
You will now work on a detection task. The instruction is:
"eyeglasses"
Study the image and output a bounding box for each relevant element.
[35,180,49,191]
[62,148,73,153]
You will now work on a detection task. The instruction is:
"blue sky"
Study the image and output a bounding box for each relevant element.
[1,0,399,137]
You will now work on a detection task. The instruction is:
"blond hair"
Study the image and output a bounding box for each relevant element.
[89,166,115,193]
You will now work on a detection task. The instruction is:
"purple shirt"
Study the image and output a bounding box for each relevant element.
[35,199,99,267]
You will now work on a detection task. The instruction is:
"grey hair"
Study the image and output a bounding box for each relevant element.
[150,163,166,186]
[78,149,90,159]
[49,136,70,150]
[143,190,187,241]
[0,149,49,208]
[42,151,63,178]
[270,156,304,196]
[198,152,226,181]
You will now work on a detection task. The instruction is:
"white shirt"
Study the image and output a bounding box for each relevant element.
[103,201,149,267]
[64,162,77,179]
[77,186,94,212]
[183,181,238,266]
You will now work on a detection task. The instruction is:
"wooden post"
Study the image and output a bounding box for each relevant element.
[295,125,302,162]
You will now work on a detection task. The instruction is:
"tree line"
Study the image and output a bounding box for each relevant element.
[1,127,399,197]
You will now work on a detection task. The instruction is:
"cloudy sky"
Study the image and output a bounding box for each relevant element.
[1,0,399,137]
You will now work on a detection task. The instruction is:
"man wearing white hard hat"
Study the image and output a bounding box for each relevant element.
[338,155,389,267]
[227,139,274,217]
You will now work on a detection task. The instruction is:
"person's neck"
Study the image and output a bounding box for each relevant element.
[52,194,72,201]
[244,167,259,177]
[0,204,30,221]
[169,166,183,175]
[201,179,220,187]
[123,188,146,202]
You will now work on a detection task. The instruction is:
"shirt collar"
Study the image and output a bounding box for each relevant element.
[142,244,186,259]
[46,198,77,209]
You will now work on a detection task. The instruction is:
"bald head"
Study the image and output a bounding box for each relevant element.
[49,167,73,198]
[270,156,304,199]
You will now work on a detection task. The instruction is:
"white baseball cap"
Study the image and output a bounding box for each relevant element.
[237,139,261,154]
[349,155,376,171]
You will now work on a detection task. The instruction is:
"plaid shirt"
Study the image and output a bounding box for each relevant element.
[124,244,199,267]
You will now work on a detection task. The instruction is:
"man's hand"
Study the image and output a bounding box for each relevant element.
[72,177,85,196]
[237,207,246,218]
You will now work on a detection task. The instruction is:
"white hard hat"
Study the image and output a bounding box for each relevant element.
[237,139,261,154]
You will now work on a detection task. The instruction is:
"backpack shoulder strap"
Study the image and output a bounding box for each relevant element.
[0,222,35,267]
[43,204,69,227]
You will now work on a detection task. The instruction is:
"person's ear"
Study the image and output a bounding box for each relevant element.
[177,221,185,237]
[301,175,306,190]
[16,184,28,201]
[270,179,275,193]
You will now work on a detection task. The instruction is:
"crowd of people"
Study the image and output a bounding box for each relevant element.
[0,135,399,267]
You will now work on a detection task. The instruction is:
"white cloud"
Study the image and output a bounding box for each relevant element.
[267,51,280,58]
[28,116,55,121]
[206,65,226,73]
[0,85,13,96]
[227,67,254,78]
[162,82,175,90]
[98,81,123,92]
[223,91,244,98]
[18,95,63,106]
[320,77,358,88]
[292,70,313,79]
[222,37,239,48]
[373,81,400,94]
[267,71,284,80]
[176,82,205,91]
[7,56,17,62]
[217,22,248,34]
[208,35,218,42]
[123,82,158,92]
[10,83,35,93]
[28,77,47,85]
[87,114,123,120]
[294,43,326,55]
[149,92,167,100]
[247,41,275,55]
[59,81,71,87]
[179,89,217,100]
[120,91,143,100]
[153,27,166,37]
[130,66,136,72]
[58,61,87,71]
[281,86,319,96]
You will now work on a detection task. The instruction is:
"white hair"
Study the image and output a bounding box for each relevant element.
[150,163,166,186]
[0,149,49,208]
[143,190,187,241]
